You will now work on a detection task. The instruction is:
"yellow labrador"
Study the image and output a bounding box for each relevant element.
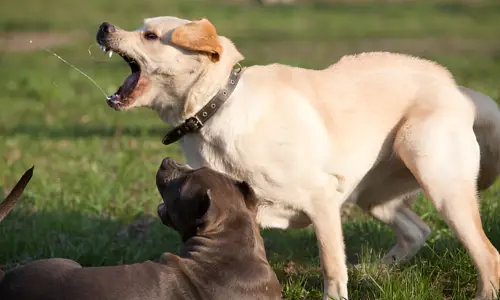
[96,17,500,300]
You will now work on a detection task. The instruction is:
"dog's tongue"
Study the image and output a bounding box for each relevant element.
[117,72,140,98]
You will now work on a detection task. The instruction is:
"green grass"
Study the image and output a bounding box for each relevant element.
[1,0,500,299]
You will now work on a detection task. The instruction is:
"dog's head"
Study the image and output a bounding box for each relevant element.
[96,17,244,124]
[155,157,258,242]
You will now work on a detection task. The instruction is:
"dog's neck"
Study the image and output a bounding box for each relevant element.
[161,68,242,145]
[157,36,244,127]
[180,213,266,262]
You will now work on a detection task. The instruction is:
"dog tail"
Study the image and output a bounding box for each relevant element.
[0,166,33,280]
[0,166,34,222]
[460,86,500,191]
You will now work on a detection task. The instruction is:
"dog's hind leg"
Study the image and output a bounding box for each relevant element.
[358,191,431,264]
[395,109,500,299]
[354,159,430,264]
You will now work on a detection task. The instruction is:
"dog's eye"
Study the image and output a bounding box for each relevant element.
[144,32,158,40]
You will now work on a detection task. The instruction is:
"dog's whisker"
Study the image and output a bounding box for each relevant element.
[29,40,110,99]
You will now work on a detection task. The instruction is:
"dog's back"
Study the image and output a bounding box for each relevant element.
[1,258,201,300]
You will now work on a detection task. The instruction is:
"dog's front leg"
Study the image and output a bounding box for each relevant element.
[308,195,349,300]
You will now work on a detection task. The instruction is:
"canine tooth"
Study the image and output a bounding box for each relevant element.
[99,45,106,52]
[106,93,117,101]
[108,51,113,58]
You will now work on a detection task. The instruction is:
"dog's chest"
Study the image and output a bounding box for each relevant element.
[179,133,329,229]
[180,134,248,179]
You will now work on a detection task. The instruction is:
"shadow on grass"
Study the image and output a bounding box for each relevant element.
[2,191,500,299]
[1,124,168,139]
[0,202,181,272]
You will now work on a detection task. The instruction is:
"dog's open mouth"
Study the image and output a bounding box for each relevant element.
[98,45,149,110]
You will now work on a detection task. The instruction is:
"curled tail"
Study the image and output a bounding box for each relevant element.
[460,86,500,190]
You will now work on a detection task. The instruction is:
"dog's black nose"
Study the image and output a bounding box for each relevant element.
[100,22,116,34]
[159,158,192,177]
[157,158,191,184]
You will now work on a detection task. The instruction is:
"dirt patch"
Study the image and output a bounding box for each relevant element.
[0,31,84,52]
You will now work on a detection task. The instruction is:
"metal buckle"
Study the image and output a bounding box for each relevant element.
[234,63,243,75]
[185,116,203,131]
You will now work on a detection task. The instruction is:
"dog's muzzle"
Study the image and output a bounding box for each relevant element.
[157,157,192,184]
[161,157,185,170]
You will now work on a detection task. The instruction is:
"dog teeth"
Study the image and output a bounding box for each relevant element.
[106,93,117,102]
[97,44,114,57]
[98,45,113,57]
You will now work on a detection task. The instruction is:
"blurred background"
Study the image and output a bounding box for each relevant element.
[1,0,500,299]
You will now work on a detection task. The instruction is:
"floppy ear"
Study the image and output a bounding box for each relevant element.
[236,181,259,212]
[169,18,223,63]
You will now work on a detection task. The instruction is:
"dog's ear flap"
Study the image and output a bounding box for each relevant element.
[236,181,258,212]
[169,18,222,63]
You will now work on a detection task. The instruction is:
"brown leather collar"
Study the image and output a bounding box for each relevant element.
[162,66,244,146]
